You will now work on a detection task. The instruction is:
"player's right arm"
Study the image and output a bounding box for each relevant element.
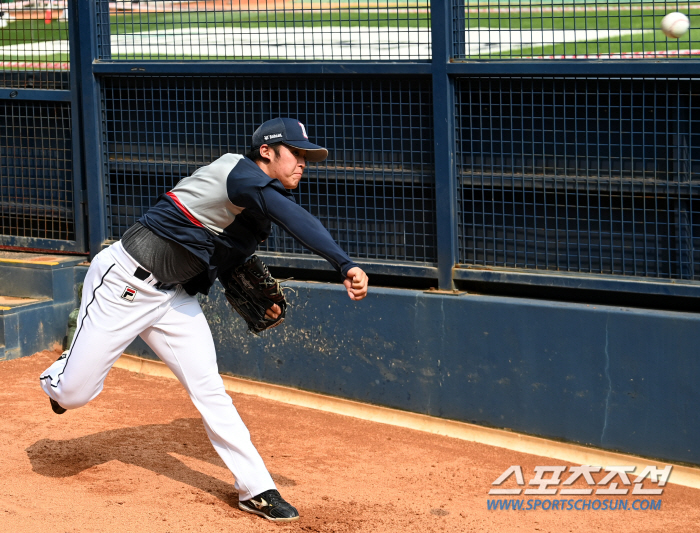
[259,187,368,301]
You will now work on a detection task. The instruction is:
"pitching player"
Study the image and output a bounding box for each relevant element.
[39,118,369,522]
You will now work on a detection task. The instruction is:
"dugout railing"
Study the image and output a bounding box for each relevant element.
[2,1,700,302]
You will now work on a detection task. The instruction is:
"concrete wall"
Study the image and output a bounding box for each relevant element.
[125,280,700,466]
[0,260,87,360]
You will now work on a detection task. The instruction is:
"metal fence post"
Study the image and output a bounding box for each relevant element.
[675,92,693,279]
[97,0,112,60]
[452,0,466,58]
[75,0,108,257]
[65,0,86,252]
[432,0,459,290]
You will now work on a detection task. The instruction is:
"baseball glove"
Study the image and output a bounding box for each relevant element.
[221,255,286,335]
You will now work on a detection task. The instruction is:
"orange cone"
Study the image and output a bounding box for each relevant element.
[45,9,52,24]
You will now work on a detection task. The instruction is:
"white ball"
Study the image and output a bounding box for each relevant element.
[660,12,690,39]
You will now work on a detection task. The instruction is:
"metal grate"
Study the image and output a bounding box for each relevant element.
[96,0,431,61]
[0,1,70,90]
[453,0,699,60]
[456,77,700,280]
[0,101,75,240]
[102,75,436,263]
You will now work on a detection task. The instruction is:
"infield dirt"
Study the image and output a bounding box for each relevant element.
[2,349,700,532]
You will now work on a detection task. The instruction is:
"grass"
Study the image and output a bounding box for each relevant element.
[109,8,432,33]
[0,19,69,47]
[0,3,698,62]
[475,8,700,57]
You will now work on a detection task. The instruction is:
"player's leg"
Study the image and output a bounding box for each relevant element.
[139,289,297,520]
[39,243,174,410]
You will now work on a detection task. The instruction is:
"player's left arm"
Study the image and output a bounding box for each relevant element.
[259,187,368,301]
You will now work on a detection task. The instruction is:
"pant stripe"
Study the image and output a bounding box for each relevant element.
[40,263,116,388]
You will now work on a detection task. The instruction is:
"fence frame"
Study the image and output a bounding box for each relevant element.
[0,0,87,254]
[5,0,700,297]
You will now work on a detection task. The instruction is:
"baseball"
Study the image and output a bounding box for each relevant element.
[660,12,690,38]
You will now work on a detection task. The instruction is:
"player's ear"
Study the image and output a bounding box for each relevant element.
[259,144,274,162]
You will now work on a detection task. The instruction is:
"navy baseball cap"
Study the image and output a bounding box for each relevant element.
[251,118,328,162]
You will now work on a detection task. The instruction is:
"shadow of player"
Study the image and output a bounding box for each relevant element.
[26,418,295,506]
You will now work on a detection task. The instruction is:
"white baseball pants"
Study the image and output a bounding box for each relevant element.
[39,241,275,501]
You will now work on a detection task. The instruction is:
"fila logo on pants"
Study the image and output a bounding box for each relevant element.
[121,286,137,302]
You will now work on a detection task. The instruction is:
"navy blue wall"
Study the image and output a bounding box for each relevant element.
[125,281,700,466]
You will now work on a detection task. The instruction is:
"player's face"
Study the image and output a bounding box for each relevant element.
[263,144,307,189]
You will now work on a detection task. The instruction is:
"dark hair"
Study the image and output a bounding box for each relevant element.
[245,142,284,162]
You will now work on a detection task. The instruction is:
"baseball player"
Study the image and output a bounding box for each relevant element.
[39,118,369,522]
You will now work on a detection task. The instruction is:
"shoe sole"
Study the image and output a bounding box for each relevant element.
[238,502,299,522]
[50,398,67,415]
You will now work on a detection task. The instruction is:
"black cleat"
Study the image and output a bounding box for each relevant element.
[238,489,299,522]
[48,351,68,414]
[50,397,66,415]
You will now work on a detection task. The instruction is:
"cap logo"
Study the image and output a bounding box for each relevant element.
[298,122,308,139]
[264,133,283,141]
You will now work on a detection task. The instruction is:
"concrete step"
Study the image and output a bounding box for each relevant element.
[0,252,87,360]
[0,295,49,310]
[0,252,87,300]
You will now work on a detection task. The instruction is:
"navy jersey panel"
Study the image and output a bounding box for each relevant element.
[140,194,260,260]
[138,196,230,295]
[139,195,216,265]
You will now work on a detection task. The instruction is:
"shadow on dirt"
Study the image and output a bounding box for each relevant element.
[26,417,295,506]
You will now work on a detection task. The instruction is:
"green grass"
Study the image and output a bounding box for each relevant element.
[109,9,431,34]
[0,19,68,47]
[0,9,430,46]
[469,9,700,57]
[1,4,697,62]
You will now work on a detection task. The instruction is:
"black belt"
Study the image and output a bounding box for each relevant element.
[134,266,177,291]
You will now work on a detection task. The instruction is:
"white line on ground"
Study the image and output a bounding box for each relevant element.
[0,27,654,60]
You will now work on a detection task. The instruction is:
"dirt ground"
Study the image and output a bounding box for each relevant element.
[2,350,700,533]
